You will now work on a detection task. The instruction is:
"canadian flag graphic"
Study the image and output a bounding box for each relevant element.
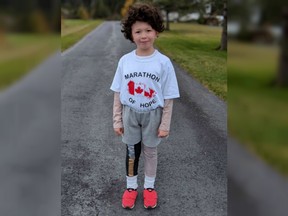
[128,81,135,95]
[127,81,155,99]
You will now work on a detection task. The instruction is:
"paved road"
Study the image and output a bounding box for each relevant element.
[228,138,288,216]
[61,21,227,216]
[0,53,61,216]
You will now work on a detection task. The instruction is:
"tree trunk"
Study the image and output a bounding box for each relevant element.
[52,0,60,32]
[216,2,227,50]
[165,10,170,31]
[277,7,288,87]
[220,3,227,51]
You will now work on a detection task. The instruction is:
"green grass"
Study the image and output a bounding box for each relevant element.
[155,23,227,100]
[0,34,59,90]
[0,19,101,90]
[228,41,288,175]
[61,19,103,51]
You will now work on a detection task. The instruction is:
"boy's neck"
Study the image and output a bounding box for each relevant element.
[135,47,155,56]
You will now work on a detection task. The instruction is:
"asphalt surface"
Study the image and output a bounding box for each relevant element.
[61,21,227,216]
[0,53,61,216]
[228,138,288,216]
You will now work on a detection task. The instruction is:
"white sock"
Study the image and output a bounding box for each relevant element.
[144,175,156,189]
[126,175,138,189]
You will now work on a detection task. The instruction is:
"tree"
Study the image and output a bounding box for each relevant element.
[90,0,110,18]
[77,4,90,19]
[190,0,227,51]
[219,1,227,50]
[153,0,177,30]
[153,0,198,30]
[229,0,287,86]
[121,0,135,17]
[62,0,125,19]
[277,7,288,87]
[256,0,287,86]
[212,0,227,51]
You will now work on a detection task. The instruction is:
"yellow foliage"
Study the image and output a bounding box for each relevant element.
[121,0,135,17]
[77,5,90,20]
[29,10,51,33]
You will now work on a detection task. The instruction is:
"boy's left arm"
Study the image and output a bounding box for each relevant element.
[158,99,173,138]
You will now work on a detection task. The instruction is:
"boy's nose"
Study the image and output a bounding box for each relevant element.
[141,33,147,38]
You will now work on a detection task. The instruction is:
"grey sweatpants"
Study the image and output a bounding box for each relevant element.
[122,105,163,147]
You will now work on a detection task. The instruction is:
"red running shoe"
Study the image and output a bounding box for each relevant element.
[143,188,158,209]
[122,188,138,209]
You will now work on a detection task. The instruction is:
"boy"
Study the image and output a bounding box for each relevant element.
[110,2,180,209]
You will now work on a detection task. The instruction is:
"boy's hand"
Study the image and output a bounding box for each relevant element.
[114,128,124,136]
[158,129,169,138]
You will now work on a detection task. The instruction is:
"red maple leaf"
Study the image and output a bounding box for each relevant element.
[135,86,144,94]
[144,88,155,98]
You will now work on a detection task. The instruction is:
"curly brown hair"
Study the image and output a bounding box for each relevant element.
[121,3,165,43]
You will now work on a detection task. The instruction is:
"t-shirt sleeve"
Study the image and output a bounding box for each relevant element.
[161,60,180,99]
[110,59,123,92]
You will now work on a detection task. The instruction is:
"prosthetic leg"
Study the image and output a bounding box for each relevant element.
[122,142,141,209]
[126,141,142,177]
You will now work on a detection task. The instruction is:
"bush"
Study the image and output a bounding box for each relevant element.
[77,6,90,20]
[29,10,51,33]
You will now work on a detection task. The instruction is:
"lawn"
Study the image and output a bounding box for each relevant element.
[228,41,288,175]
[0,34,59,90]
[61,19,103,51]
[0,19,102,91]
[155,23,227,100]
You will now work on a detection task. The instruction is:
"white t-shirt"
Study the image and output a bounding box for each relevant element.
[110,49,180,112]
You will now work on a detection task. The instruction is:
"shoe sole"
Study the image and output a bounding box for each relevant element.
[122,204,135,209]
[144,203,157,209]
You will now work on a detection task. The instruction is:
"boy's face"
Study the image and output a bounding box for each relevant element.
[131,21,158,53]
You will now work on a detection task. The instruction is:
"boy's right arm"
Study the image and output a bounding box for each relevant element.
[113,92,124,136]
